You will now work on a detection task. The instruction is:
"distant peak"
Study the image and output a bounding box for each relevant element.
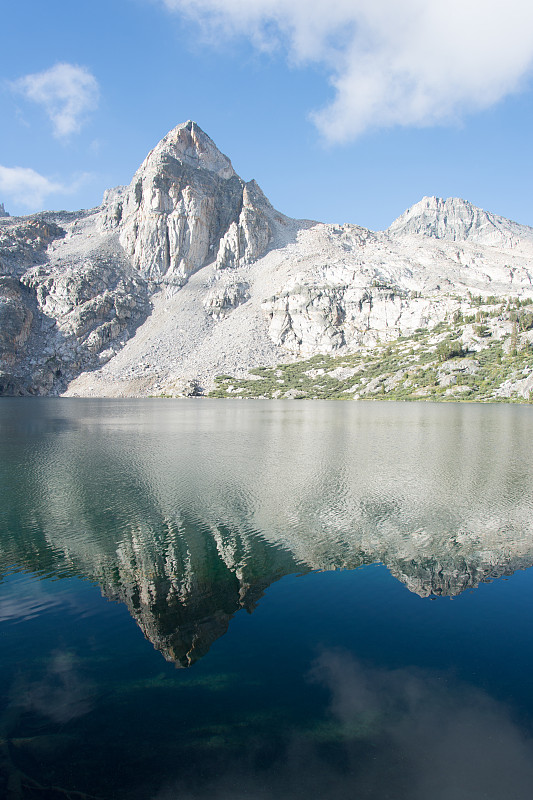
[404,196,475,215]
[0,202,9,217]
[387,195,532,246]
[150,120,236,180]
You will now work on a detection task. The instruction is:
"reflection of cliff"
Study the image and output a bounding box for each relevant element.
[2,400,533,665]
[95,519,300,666]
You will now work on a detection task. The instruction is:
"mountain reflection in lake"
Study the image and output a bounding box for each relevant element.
[1,399,533,799]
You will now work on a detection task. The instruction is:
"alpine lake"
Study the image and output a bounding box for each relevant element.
[2,398,533,800]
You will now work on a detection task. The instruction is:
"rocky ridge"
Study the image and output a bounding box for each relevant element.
[388,195,533,246]
[1,120,533,397]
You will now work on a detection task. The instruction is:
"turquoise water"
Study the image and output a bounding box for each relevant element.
[1,399,533,799]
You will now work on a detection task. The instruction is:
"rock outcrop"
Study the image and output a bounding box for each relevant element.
[204,280,250,320]
[102,121,273,285]
[387,195,533,246]
[0,212,150,394]
[2,121,533,397]
[0,218,65,275]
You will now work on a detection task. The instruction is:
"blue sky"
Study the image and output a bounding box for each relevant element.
[1,0,533,230]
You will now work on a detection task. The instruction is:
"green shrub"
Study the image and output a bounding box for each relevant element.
[475,324,491,338]
[436,340,464,362]
[519,311,533,331]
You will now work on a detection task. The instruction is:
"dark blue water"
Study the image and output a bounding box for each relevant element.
[2,399,533,799]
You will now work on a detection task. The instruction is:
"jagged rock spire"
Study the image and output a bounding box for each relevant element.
[102,120,273,284]
[150,120,237,180]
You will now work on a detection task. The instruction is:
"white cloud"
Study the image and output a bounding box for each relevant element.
[159,0,533,141]
[0,165,85,209]
[12,63,99,139]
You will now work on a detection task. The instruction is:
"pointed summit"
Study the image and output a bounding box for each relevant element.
[146,120,236,180]
[102,120,274,285]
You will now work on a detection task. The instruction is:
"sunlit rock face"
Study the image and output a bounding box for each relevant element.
[3,121,533,397]
[102,121,273,285]
[0,122,279,395]
[387,195,533,246]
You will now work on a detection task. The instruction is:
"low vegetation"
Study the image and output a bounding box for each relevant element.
[209,296,533,403]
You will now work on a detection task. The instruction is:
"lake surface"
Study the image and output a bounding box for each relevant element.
[2,399,533,799]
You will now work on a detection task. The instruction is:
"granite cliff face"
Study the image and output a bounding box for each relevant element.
[102,121,274,285]
[1,120,533,397]
[0,122,282,395]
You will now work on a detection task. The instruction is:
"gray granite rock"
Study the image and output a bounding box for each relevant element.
[2,122,533,397]
[388,195,533,246]
[103,121,272,285]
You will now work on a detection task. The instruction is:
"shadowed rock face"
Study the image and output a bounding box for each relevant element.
[0,234,150,395]
[0,278,33,365]
[0,222,65,393]
[0,219,65,275]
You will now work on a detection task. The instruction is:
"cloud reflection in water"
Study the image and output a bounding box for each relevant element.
[155,650,533,800]
[13,650,96,725]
